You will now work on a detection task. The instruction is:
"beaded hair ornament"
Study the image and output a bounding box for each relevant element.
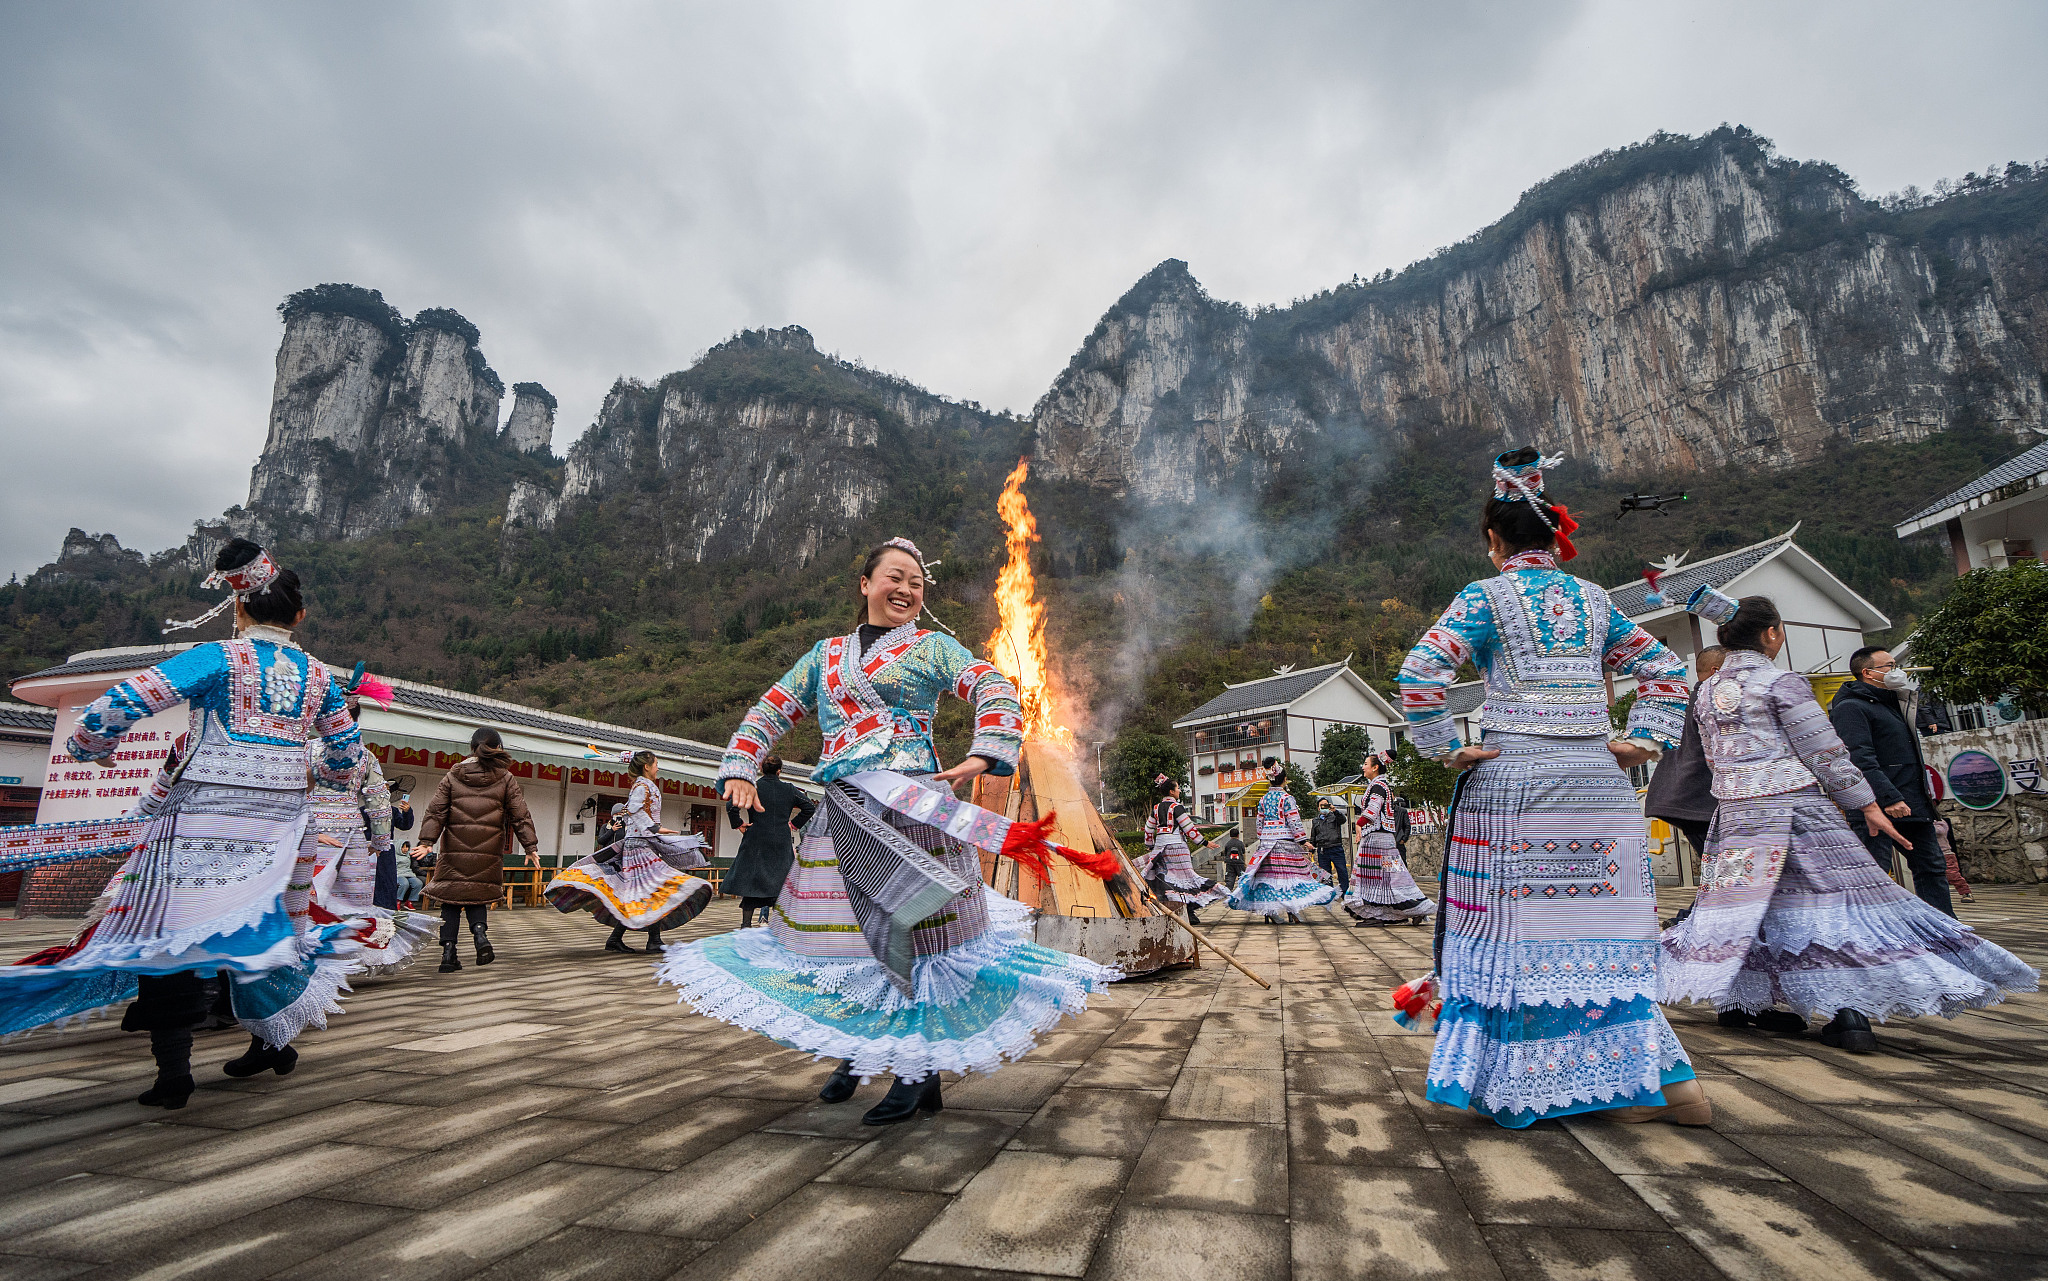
[1490,449,1580,561]
[164,545,283,633]
[1154,773,1172,786]
[1685,585,1742,626]
[873,537,956,636]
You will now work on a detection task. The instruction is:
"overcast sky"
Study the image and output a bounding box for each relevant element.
[2,1,2044,578]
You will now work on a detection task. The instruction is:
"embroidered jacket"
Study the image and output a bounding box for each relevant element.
[1358,778,1396,836]
[624,776,664,836]
[1256,784,1308,845]
[1397,550,1688,758]
[70,633,362,790]
[1696,650,1875,807]
[1145,797,1202,849]
[719,625,1024,784]
[306,747,395,854]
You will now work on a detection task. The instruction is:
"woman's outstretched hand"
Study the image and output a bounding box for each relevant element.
[1448,745,1500,773]
[932,757,992,787]
[1861,803,1915,854]
[724,778,762,813]
[1608,741,1654,771]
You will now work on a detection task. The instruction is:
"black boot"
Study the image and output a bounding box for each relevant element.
[472,925,495,966]
[439,942,462,972]
[604,926,631,953]
[222,1033,298,1079]
[139,1028,195,1109]
[741,907,755,929]
[1753,1009,1809,1035]
[644,929,664,954]
[1717,1008,1756,1029]
[861,1074,941,1125]
[819,1059,859,1103]
[1819,1008,1877,1053]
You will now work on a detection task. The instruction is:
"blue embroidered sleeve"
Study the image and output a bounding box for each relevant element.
[720,644,821,783]
[1600,607,1687,750]
[934,636,1023,778]
[311,672,365,782]
[1399,583,1494,758]
[69,644,224,762]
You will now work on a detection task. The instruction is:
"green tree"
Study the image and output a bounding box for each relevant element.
[1102,730,1187,815]
[1913,560,2048,713]
[1387,737,1457,820]
[1315,723,1369,786]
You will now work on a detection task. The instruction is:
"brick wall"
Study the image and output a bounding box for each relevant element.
[14,857,122,918]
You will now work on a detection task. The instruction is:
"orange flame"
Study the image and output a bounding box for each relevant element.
[987,458,1071,744]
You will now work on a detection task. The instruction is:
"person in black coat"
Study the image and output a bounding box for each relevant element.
[1646,647,1728,877]
[723,755,817,927]
[592,804,626,865]
[1218,831,1247,887]
[1309,801,1350,893]
[1830,647,1955,917]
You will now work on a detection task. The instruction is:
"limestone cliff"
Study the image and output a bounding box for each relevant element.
[1034,128,2048,498]
[243,287,513,539]
[521,326,1007,566]
[504,383,557,455]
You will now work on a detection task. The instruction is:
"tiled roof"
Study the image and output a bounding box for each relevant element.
[13,646,194,683]
[1606,533,1792,617]
[1173,662,1352,726]
[1901,439,2048,525]
[1443,682,1487,717]
[0,702,56,733]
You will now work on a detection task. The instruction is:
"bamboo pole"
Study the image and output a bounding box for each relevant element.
[1102,840,1272,989]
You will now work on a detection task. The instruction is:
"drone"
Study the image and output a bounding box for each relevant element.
[1616,492,1689,519]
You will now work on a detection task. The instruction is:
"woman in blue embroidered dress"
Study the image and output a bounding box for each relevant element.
[1398,449,1709,1128]
[0,540,372,1109]
[1659,589,2035,1050]
[1228,758,1340,922]
[659,539,1117,1126]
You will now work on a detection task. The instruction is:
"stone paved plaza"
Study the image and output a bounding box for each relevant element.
[2,888,2046,1281]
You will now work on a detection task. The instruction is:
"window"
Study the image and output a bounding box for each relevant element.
[1190,718,1279,754]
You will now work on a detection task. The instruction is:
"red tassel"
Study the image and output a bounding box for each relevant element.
[1053,841,1121,881]
[1549,504,1579,561]
[1001,813,1061,883]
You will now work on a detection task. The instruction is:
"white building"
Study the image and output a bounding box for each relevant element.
[1171,659,1403,825]
[1606,528,1889,679]
[1895,437,2048,574]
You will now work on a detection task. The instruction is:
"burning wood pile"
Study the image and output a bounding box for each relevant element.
[971,460,1198,977]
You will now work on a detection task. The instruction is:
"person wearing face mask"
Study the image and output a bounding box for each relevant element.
[1829,647,1954,916]
[1662,592,2034,1053]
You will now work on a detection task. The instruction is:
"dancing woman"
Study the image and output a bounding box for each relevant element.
[0,539,370,1107]
[546,750,714,953]
[658,538,1116,1126]
[1398,448,1705,1127]
[1228,758,1339,923]
[1139,775,1228,924]
[1659,590,2035,1050]
[1344,749,1435,926]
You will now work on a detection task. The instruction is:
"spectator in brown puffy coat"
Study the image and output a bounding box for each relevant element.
[419,727,539,972]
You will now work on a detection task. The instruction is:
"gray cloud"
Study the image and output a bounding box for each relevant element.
[2,0,2044,576]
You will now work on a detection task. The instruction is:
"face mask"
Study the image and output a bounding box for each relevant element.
[1882,669,1912,691]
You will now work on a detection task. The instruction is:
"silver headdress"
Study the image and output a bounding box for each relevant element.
[164,545,282,633]
[875,537,955,636]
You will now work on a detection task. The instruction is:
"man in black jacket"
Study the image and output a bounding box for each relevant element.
[1219,831,1247,887]
[723,755,818,928]
[1310,800,1349,894]
[1647,646,1728,883]
[1831,647,1955,917]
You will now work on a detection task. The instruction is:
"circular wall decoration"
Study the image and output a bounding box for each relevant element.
[1947,750,2008,811]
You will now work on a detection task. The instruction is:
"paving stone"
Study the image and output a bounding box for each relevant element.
[1727,1132,2043,1253]
[112,1101,426,1179]
[1083,1206,1289,1281]
[563,1096,793,1170]
[941,1063,1074,1112]
[1697,1074,1865,1136]
[1560,1117,1785,1180]
[584,1131,864,1237]
[1716,1054,1928,1107]
[1623,1175,1938,1281]
[821,1111,1030,1193]
[1478,1225,1723,1281]
[900,1152,1128,1276]
[543,1069,730,1123]
[1291,1165,1505,1281]
[1285,1050,1397,1097]
[73,1196,409,1281]
[1125,997,1212,1021]
[469,1225,712,1281]
[0,1254,95,1281]
[1008,1089,1168,1158]
[676,1184,950,1281]
[1289,1093,1441,1168]
[0,1173,175,1238]
[1162,1067,1284,1124]
[1124,1120,1287,1214]
[0,1079,100,1107]
[1820,1104,2048,1192]
[1063,1049,1183,1091]
[318,1117,622,1208]
[9,1141,391,1261]
[882,1265,1070,1281]
[1927,1080,2048,1142]
[272,1161,657,1281]
[1433,1129,1670,1229]
[1101,1017,1202,1051]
